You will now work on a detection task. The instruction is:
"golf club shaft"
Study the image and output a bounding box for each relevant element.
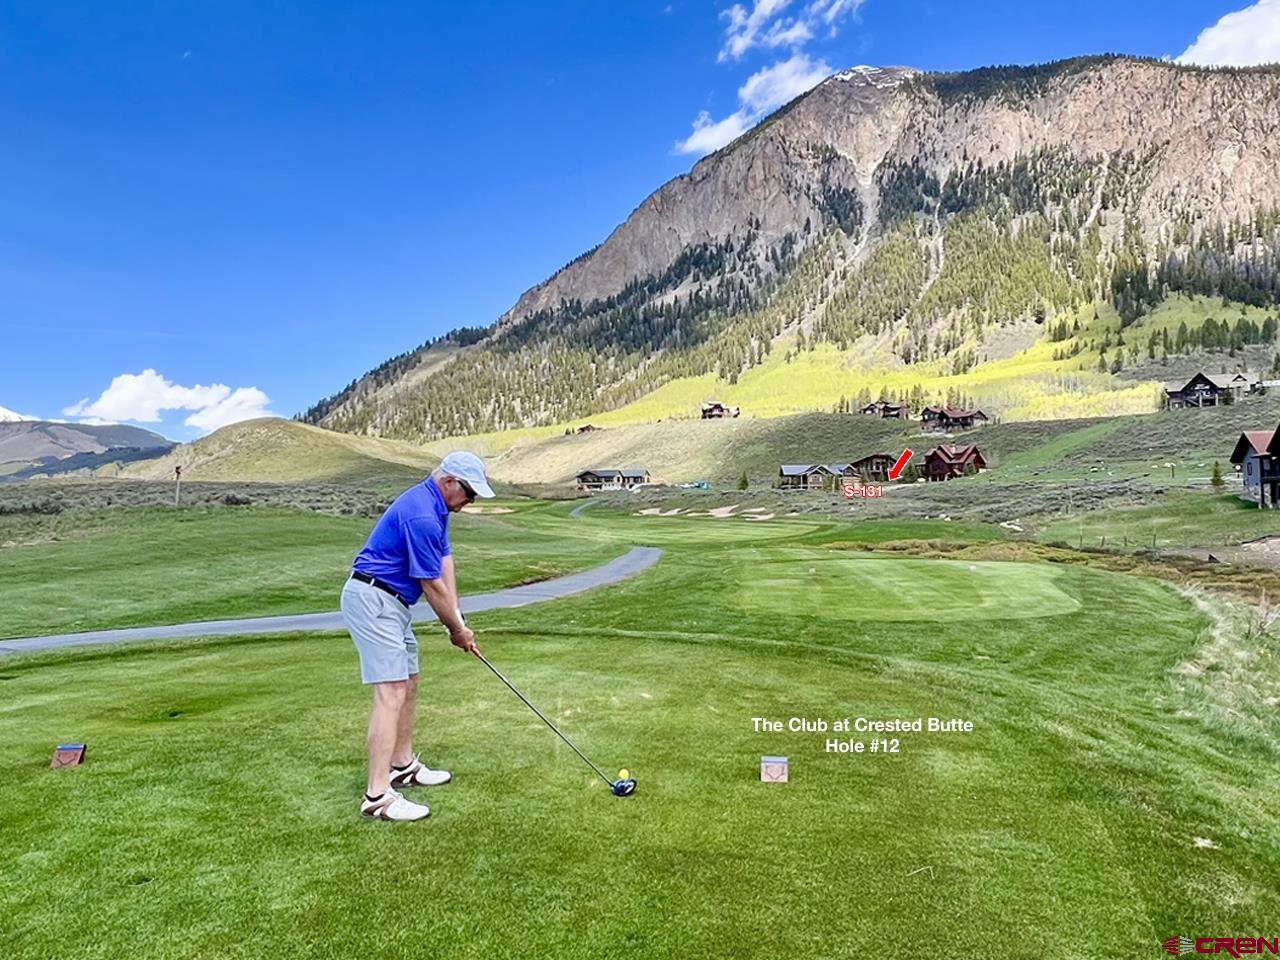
[475,651,614,786]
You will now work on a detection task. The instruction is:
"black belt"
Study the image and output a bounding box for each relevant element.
[350,570,411,608]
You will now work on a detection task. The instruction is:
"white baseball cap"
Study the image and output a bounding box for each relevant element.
[440,450,495,499]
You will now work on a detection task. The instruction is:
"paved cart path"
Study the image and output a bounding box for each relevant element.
[0,546,662,656]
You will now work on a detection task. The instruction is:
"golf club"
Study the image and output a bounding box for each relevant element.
[474,650,637,797]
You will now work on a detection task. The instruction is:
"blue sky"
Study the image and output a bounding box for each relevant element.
[2,0,1277,439]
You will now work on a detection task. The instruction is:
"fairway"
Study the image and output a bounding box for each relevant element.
[3,505,1279,960]
[739,553,1080,622]
[0,504,627,639]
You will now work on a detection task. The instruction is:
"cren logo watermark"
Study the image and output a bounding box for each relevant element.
[1163,937,1279,956]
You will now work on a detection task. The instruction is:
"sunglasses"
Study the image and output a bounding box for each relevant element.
[458,479,477,503]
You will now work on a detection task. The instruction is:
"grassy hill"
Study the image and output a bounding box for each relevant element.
[446,393,1280,488]
[426,294,1278,464]
[113,418,437,486]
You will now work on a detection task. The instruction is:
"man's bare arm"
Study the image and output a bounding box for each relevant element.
[420,572,478,655]
[441,554,460,621]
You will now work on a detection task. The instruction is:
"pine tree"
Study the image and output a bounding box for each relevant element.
[1211,461,1225,489]
[737,471,749,491]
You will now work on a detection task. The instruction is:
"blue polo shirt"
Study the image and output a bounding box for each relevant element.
[352,477,451,605]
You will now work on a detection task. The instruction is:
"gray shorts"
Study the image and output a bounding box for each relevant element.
[340,578,419,684]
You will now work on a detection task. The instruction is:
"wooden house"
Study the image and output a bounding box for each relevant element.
[701,401,741,419]
[575,468,651,491]
[851,453,896,481]
[778,464,834,490]
[1165,371,1259,408]
[860,401,910,420]
[1230,427,1280,507]
[922,444,986,481]
[921,406,989,431]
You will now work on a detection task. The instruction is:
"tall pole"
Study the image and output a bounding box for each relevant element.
[174,465,182,507]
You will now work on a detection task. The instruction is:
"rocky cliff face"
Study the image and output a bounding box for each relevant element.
[305,56,1280,441]
[499,58,1280,324]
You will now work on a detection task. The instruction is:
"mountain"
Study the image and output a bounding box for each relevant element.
[0,405,34,423]
[304,56,1280,442]
[112,418,438,485]
[0,420,174,479]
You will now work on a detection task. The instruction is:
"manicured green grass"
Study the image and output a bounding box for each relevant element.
[3,507,1278,958]
[0,503,624,639]
[739,553,1079,622]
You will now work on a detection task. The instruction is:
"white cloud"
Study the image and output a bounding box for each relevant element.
[719,0,864,60]
[64,369,275,434]
[739,51,833,112]
[679,0,864,154]
[1178,0,1280,66]
[677,109,754,154]
[720,0,794,61]
[184,387,275,432]
[676,52,833,154]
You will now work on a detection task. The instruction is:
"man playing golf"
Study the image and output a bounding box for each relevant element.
[340,450,495,821]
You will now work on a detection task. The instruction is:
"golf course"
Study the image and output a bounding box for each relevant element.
[3,497,1278,959]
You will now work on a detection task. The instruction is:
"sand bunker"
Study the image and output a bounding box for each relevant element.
[636,507,685,516]
[743,512,776,521]
[707,504,740,519]
[460,505,514,514]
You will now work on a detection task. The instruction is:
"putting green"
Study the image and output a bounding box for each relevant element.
[738,554,1080,621]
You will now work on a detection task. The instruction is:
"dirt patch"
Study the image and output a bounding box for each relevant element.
[1239,536,1280,567]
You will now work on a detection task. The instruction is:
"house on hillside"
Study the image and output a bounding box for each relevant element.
[575,468,651,492]
[1165,371,1260,408]
[778,464,834,490]
[861,401,910,420]
[701,401,740,419]
[1230,427,1280,507]
[921,406,989,431]
[851,453,897,482]
[923,444,986,481]
[576,424,601,434]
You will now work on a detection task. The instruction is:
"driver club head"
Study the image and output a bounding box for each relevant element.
[611,778,637,797]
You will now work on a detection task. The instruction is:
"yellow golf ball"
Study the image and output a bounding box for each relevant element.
[618,769,630,780]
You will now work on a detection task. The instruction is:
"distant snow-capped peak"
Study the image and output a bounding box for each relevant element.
[0,405,35,422]
[828,65,920,88]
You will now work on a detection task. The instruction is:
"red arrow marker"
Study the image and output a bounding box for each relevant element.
[888,449,913,480]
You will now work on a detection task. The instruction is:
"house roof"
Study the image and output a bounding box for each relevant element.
[779,464,833,476]
[851,453,894,465]
[1168,371,1258,393]
[1230,429,1279,464]
[927,443,983,464]
[923,406,985,418]
[620,469,649,478]
[578,469,622,478]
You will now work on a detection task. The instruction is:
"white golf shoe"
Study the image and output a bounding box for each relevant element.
[390,754,452,788]
[360,787,430,821]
